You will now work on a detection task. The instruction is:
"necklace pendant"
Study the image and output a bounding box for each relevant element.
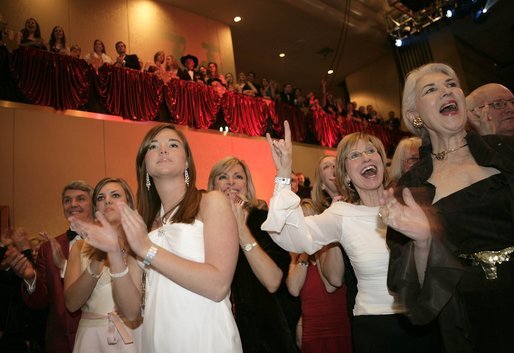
[435,151,446,160]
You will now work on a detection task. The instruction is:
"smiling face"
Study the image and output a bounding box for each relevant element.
[144,128,187,181]
[468,84,514,136]
[63,189,92,223]
[94,40,104,54]
[319,156,338,196]
[95,182,128,224]
[343,139,385,198]
[411,71,467,137]
[213,163,248,199]
[25,18,37,32]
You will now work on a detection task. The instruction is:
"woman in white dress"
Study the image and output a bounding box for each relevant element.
[262,122,440,353]
[72,124,242,353]
[64,177,141,353]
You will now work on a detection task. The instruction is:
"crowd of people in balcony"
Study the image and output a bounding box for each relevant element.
[0,17,402,140]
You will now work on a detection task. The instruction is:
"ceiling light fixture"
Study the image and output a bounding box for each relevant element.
[327,69,334,75]
[233,16,242,23]
[279,53,286,58]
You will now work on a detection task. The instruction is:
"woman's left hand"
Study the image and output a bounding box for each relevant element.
[379,187,432,242]
[120,203,152,258]
[229,193,249,237]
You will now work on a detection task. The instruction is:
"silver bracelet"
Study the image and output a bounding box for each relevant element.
[108,266,129,278]
[274,176,291,185]
[86,262,102,279]
[143,245,159,266]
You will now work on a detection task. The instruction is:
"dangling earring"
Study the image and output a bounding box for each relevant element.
[413,116,424,129]
[347,180,354,189]
[184,169,190,187]
[146,172,151,191]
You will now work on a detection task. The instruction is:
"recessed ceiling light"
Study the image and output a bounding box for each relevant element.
[234,16,242,23]
[327,69,334,75]
[279,53,286,58]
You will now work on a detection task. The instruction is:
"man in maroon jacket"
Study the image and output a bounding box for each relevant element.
[18,181,93,353]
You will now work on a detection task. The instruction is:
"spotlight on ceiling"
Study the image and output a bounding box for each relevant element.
[327,69,334,75]
[279,53,286,58]
[394,38,403,47]
[233,16,242,23]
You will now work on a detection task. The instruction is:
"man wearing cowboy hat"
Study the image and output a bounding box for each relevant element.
[178,54,199,81]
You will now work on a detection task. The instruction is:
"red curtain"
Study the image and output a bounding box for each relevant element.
[12,46,92,110]
[6,48,408,153]
[221,92,271,136]
[95,65,163,121]
[273,102,307,142]
[164,79,221,128]
[310,110,341,147]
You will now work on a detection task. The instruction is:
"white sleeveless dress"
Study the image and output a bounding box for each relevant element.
[142,218,242,353]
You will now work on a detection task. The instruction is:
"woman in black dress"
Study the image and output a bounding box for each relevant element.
[380,63,514,353]
[208,156,298,353]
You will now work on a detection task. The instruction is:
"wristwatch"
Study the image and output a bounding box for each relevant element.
[242,242,258,252]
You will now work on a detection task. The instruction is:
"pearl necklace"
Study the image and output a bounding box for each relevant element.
[431,143,468,160]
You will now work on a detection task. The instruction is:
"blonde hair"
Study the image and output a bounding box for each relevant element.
[402,63,459,143]
[300,199,318,217]
[311,155,339,213]
[335,132,388,204]
[207,156,258,208]
[389,137,421,183]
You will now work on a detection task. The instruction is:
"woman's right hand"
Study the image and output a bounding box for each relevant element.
[69,212,121,254]
[265,121,292,177]
[379,187,432,243]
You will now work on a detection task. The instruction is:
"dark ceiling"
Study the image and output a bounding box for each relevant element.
[164,0,514,94]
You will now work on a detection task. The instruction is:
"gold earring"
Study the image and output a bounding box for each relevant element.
[413,116,424,129]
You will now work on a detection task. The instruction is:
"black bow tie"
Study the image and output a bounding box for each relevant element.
[66,229,79,242]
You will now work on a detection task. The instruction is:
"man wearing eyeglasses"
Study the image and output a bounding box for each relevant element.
[466,83,514,136]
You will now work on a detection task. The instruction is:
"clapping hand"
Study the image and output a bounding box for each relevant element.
[4,245,35,280]
[467,104,495,135]
[40,232,66,270]
[69,212,121,254]
[265,121,292,177]
[120,203,151,259]
[379,187,431,243]
[229,192,249,233]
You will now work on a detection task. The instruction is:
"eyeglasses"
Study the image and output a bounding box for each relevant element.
[346,147,377,161]
[478,99,514,110]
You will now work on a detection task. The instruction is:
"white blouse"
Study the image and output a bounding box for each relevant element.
[262,184,404,316]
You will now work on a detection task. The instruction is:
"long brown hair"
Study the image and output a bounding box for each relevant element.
[84,177,135,260]
[136,124,201,230]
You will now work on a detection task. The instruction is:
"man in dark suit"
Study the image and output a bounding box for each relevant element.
[16,180,93,353]
[113,41,141,70]
[178,54,199,81]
